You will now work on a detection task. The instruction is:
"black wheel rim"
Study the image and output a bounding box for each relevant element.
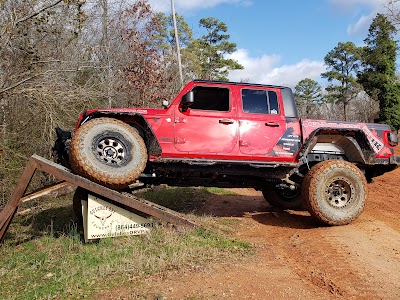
[325,177,354,208]
[93,136,128,166]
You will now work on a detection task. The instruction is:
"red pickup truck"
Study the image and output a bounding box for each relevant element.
[54,80,400,225]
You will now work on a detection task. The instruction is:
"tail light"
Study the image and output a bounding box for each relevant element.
[387,132,398,147]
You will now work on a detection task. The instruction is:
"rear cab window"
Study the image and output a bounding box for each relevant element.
[241,89,280,115]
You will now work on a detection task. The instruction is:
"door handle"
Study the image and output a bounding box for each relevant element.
[219,119,234,124]
[265,122,280,127]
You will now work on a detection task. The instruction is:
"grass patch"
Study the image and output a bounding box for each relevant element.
[135,186,237,213]
[0,188,251,300]
[204,187,237,196]
[135,186,209,213]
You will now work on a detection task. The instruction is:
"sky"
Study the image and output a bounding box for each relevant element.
[148,0,396,88]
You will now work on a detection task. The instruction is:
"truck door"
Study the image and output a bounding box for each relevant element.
[174,85,238,153]
[238,88,286,156]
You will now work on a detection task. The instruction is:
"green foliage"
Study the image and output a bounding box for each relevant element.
[187,17,243,81]
[152,12,193,52]
[358,13,400,130]
[294,78,324,118]
[321,41,362,121]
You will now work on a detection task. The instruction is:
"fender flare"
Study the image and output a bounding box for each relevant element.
[79,111,162,156]
[297,128,376,164]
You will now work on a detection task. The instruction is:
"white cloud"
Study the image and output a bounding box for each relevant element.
[329,0,390,37]
[148,0,252,13]
[329,0,384,12]
[227,49,325,87]
[347,12,375,36]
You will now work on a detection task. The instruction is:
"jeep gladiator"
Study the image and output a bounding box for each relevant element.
[54,80,400,225]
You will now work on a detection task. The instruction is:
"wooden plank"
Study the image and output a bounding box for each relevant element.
[21,181,73,203]
[0,158,38,242]
[31,155,198,228]
[0,207,18,243]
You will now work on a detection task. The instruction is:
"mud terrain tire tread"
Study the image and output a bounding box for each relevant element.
[262,189,302,209]
[69,117,147,189]
[302,160,367,225]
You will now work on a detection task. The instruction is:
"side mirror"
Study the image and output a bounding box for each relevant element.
[183,91,194,105]
[181,91,194,112]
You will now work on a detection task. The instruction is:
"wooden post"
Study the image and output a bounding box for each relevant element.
[0,157,37,242]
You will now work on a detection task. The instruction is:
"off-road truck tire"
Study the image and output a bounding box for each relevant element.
[302,160,367,225]
[69,117,148,189]
[262,189,302,209]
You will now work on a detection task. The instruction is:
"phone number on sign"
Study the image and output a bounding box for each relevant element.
[115,223,154,230]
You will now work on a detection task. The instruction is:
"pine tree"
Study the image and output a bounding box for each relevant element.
[321,42,361,121]
[188,17,243,81]
[358,13,400,130]
[294,78,324,118]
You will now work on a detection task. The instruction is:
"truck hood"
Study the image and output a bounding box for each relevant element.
[76,107,170,129]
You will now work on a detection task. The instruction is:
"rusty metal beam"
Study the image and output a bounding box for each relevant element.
[1,155,198,243]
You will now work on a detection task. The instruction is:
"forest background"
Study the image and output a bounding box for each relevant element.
[1,0,400,207]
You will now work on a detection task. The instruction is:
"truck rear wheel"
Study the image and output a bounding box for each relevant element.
[69,117,147,189]
[302,160,367,225]
[262,188,302,209]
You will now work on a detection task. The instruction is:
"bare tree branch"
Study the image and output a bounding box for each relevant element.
[0,73,44,95]
[15,0,63,26]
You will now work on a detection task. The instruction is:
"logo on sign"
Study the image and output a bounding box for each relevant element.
[90,205,116,230]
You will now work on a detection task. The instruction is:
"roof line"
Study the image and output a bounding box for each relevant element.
[193,79,290,89]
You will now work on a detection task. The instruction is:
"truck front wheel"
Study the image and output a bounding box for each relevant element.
[69,117,148,189]
[302,160,367,225]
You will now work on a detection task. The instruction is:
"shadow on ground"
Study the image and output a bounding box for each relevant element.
[4,187,324,245]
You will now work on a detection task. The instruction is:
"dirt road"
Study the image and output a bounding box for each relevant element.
[142,163,400,299]
[103,154,400,299]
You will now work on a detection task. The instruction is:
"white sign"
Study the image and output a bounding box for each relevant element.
[82,194,154,242]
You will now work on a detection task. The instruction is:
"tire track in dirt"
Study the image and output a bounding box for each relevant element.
[330,218,400,299]
[243,210,384,299]
[276,226,384,299]
[97,156,400,300]
[199,185,400,299]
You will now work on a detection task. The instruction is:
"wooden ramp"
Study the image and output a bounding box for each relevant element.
[0,155,198,243]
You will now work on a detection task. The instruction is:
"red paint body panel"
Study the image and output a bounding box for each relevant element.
[77,81,397,164]
[301,119,394,158]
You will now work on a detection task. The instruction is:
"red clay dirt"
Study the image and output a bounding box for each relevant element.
[101,148,400,299]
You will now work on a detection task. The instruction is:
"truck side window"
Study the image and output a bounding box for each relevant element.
[189,86,230,111]
[242,89,280,114]
[268,91,279,114]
